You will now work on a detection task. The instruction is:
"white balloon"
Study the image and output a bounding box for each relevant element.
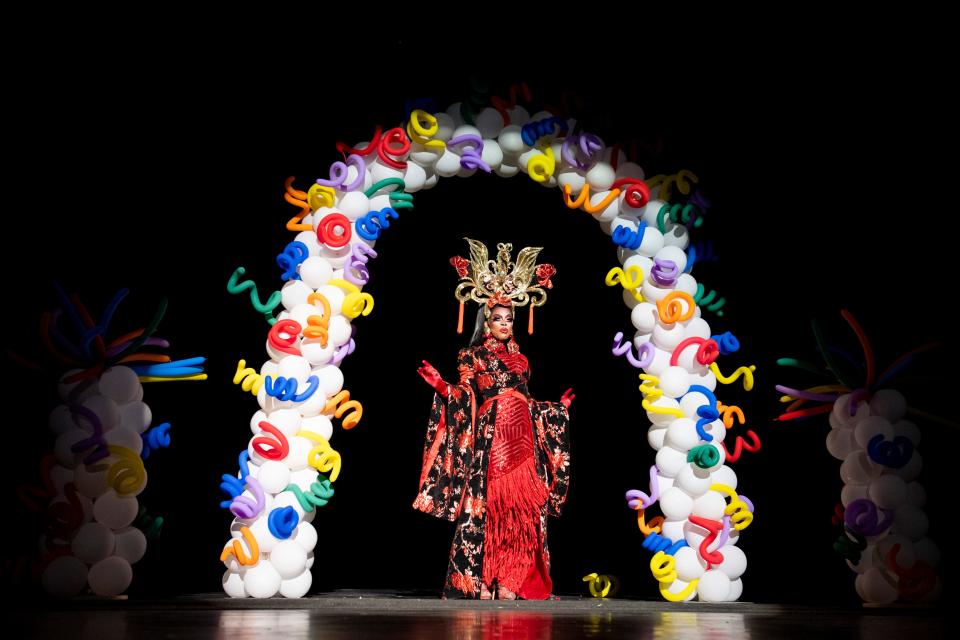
[840,450,881,485]
[655,445,688,478]
[300,415,333,442]
[42,555,88,598]
[869,390,907,422]
[659,486,694,520]
[88,555,132,596]
[327,316,353,347]
[93,491,139,529]
[658,367,691,399]
[279,569,313,598]
[854,416,894,449]
[711,465,738,491]
[283,436,312,472]
[258,461,292,495]
[826,428,858,460]
[654,245,688,274]
[647,424,668,451]
[868,474,907,510]
[716,545,747,579]
[243,562,282,598]
[674,545,707,581]
[692,491,727,521]
[292,522,318,552]
[299,257,334,289]
[675,464,712,498]
[697,569,732,602]
[726,578,743,601]
[99,367,141,405]
[312,364,345,398]
[585,161,615,191]
[119,400,151,433]
[81,394,120,432]
[270,540,308,579]
[222,569,247,598]
[266,409,302,437]
[651,322,687,352]
[336,191,370,221]
[114,526,147,564]
[892,504,929,540]
[841,483,869,507]
[314,285,346,316]
[105,425,143,456]
[72,522,116,563]
[665,418,700,452]
[631,302,658,334]
[855,567,898,604]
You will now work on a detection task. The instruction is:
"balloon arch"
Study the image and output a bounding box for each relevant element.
[221,91,759,601]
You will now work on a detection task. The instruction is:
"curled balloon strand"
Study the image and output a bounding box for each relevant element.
[605,267,644,302]
[651,258,680,286]
[612,223,648,251]
[721,430,761,463]
[639,374,685,418]
[866,434,914,468]
[688,515,725,565]
[671,337,720,367]
[316,212,352,248]
[710,362,756,390]
[330,328,358,365]
[885,543,937,600]
[252,421,290,461]
[406,109,445,149]
[562,133,603,170]
[268,319,303,357]
[267,506,299,539]
[582,572,619,598]
[687,444,720,469]
[646,170,698,202]
[220,526,260,566]
[562,184,621,213]
[447,134,491,172]
[710,483,755,530]
[377,127,409,169]
[611,332,654,369]
[356,207,399,241]
[284,177,312,231]
[712,331,740,355]
[276,241,309,282]
[363,178,414,210]
[324,390,363,429]
[844,498,893,537]
[635,508,664,536]
[656,292,696,324]
[133,505,163,541]
[521,116,568,146]
[298,430,342,482]
[264,375,319,402]
[833,528,866,563]
[140,422,172,459]
[316,154,365,191]
[694,283,727,316]
[611,178,650,209]
[233,359,265,396]
[106,445,147,496]
[642,532,687,555]
[336,125,382,158]
[307,183,336,211]
[657,202,704,232]
[229,476,266,519]
[284,477,335,511]
[715,402,747,429]
[625,465,661,509]
[527,143,556,182]
[227,267,281,325]
[345,243,378,286]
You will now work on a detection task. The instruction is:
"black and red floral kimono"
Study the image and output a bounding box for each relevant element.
[413,335,571,599]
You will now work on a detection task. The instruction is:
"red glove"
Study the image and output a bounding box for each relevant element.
[560,387,575,409]
[417,360,449,395]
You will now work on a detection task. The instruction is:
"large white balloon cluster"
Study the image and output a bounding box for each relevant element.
[41,366,154,597]
[827,390,939,603]
[225,91,747,598]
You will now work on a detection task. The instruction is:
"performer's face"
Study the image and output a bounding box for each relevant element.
[487,306,513,341]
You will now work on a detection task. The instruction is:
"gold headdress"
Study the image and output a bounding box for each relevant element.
[450,238,556,335]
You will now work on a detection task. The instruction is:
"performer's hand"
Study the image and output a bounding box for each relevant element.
[560,387,575,409]
[417,360,449,395]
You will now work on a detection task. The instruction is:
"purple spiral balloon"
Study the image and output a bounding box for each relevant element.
[230,476,266,519]
[844,498,893,536]
[652,259,680,287]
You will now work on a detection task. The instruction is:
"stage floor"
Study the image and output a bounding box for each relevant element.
[7,590,944,639]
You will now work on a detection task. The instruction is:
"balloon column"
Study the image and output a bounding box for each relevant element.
[222,83,749,598]
[776,310,940,603]
[11,288,206,597]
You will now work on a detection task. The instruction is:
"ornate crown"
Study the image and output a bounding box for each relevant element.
[450,238,556,334]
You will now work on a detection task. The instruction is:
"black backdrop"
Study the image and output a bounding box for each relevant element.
[2,50,954,605]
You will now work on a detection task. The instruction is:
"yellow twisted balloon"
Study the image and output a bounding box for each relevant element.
[639,374,684,418]
[233,359,265,396]
[527,144,556,182]
[406,109,445,149]
[710,483,754,530]
[709,363,756,391]
[297,430,342,482]
[605,266,644,302]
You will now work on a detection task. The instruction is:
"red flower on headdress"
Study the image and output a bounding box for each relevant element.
[536,263,556,289]
[450,255,469,278]
[486,292,513,308]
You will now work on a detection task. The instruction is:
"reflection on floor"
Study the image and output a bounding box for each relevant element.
[9,590,944,639]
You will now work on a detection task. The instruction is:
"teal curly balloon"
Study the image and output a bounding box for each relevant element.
[284,477,335,512]
[227,267,282,325]
[363,177,414,210]
[687,444,720,469]
[657,202,704,233]
[693,283,726,317]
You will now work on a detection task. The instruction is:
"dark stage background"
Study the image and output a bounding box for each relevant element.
[2,52,954,606]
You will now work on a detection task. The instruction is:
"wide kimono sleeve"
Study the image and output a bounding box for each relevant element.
[531,400,571,517]
[413,348,478,521]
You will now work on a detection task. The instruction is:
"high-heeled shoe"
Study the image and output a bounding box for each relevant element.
[480,583,493,600]
[497,586,517,600]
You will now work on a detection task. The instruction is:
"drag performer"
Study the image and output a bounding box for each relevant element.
[414,239,573,600]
